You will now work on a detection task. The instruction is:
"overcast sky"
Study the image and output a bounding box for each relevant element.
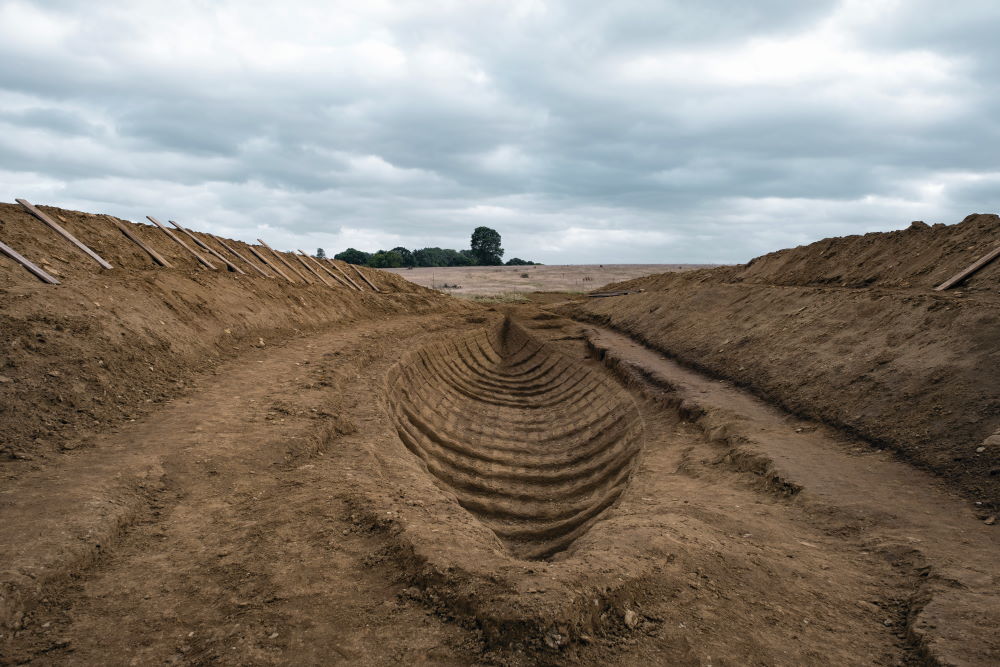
[1,1,997,264]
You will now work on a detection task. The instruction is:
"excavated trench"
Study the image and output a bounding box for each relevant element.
[387,318,644,560]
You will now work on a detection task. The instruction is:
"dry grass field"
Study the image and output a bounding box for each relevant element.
[384,263,712,296]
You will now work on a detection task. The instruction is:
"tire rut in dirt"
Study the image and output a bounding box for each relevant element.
[388,317,643,560]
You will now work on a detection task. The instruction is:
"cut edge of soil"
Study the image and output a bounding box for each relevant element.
[338,316,660,655]
[342,493,663,656]
[0,467,167,632]
[580,324,998,667]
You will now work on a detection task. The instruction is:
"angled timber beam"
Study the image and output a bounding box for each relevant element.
[303,253,350,288]
[17,198,112,269]
[168,221,244,274]
[247,245,293,282]
[935,244,1000,290]
[295,251,334,287]
[212,236,272,278]
[0,239,60,284]
[104,215,172,267]
[351,263,381,292]
[278,250,311,284]
[326,258,362,291]
[147,216,216,269]
[258,239,311,284]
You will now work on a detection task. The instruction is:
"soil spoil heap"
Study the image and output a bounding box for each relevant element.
[564,213,1000,509]
[0,201,461,468]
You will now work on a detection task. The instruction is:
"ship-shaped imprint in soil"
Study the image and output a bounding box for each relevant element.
[387,318,644,560]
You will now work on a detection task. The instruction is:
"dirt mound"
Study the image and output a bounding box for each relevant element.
[387,318,643,559]
[611,213,1000,293]
[736,213,1000,289]
[563,213,1000,508]
[0,201,464,470]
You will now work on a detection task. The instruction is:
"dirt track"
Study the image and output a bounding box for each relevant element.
[2,308,997,665]
[2,205,999,665]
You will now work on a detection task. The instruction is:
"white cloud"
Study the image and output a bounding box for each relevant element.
[478,145,536,173]
[0,0,997,264]
[616,1,964,127]
[0,2,74,51]
[343,154,443,184]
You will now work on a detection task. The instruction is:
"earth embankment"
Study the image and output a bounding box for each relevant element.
[563,214,1000,508]
[0,202,464,469]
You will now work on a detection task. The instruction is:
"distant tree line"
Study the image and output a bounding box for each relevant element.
[330,227,539,268]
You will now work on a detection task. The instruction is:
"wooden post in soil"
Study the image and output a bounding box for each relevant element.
[302,252,350,288]
[168,221,244,274]
[351,264,381,292]
[257,240,311,284]
[293,251,333,287]
[104,216,172,267]
[212,236,272,278]
[147,216,216,270]
[16,198,113,269]
[0,239,60,284]
[935,244,1000,290]
[326,259,363,291]
[247,245,293,282]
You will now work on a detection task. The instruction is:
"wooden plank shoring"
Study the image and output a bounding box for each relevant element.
[326,259,362,291]
[351,264,381,292]
[935,244,1000,290]
[258,239,311,284]
[213,236,272,278]
[16,199,113,270]
[147,216,216,270]
[304,253,350,288]
[168,221,244,274]
[104,215,172,267]
[0,239,60,284]
[293,252,327,285]
[295,251,333,287]
[277,250,311,284]
[247,245,294,282]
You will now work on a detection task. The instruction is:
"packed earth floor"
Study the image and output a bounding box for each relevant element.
[1,204,998,665]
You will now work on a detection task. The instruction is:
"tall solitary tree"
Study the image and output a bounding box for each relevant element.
[470,226,504,265]
[316,247,326,259]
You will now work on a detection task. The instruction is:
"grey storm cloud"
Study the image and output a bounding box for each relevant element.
[0,0,997,264]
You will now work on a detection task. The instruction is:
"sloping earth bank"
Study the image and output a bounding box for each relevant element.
[0,201,463,469]
[562,214,1000,510]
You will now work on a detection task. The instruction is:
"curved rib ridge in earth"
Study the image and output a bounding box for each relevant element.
[387,317,644,560]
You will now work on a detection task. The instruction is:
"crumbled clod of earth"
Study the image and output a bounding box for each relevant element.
[1,204,998,665]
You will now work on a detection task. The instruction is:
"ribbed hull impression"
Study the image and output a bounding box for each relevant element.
[387,318,644,560]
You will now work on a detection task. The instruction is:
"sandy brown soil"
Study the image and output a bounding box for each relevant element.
[564,214,1000,511]
[0,202,450,466]
[3,308,997,665]
[384,264,711,296]
[2,203,998,665]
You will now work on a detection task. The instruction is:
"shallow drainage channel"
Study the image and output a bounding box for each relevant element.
[387,318,644,559]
